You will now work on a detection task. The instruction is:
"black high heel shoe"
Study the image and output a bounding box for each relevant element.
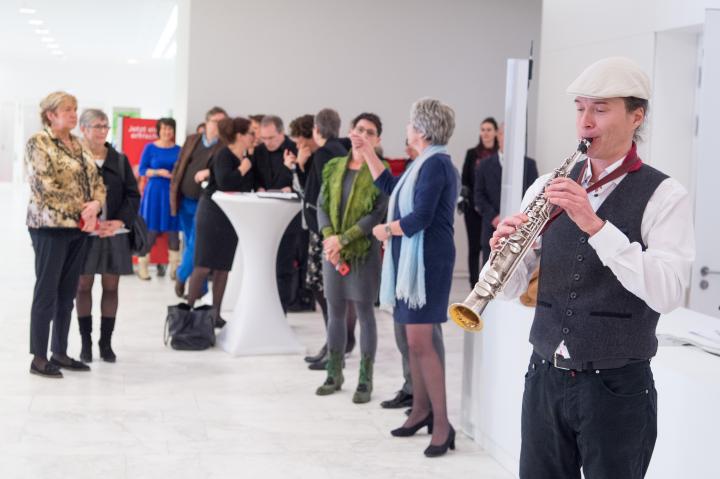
[424,426,455,457]
[390,413,433,437]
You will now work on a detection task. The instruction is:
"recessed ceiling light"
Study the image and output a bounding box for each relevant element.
[47,44,60,49]
[51,51,64,56]
[41,37,55,42]
[127,59,138,64]
[19,8,37,14]
[34,29,49,34]
[28,19,43,25]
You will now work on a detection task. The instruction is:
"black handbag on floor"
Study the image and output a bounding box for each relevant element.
[164,303,216,350]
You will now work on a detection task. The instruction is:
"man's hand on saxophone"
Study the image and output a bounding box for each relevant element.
[489,213,528,251]
[544,177,605,236]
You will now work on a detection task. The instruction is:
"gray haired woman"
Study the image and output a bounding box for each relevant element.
[362,98,459,457]
[75,109,141,363]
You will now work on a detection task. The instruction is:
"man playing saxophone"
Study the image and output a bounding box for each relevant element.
[489,57,695,478]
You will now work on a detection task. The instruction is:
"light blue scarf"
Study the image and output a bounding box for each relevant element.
[380,144,448,309]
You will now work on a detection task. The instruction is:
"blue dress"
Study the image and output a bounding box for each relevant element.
[374,153,459,324]
[138,143,180,231]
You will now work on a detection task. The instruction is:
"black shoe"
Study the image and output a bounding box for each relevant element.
[304,344,327,363]
[391,413,433,437]
[157,264,167,277]
[405,408,412,417]
[214,316,227,329]
[424,426,455,457]
[30,360,63,378]
[380,390,413,409]
[50,356,91,371]
[78,316,93,363]
[99,340,117,363]
[308,358,328,370]
[99,317,116,363]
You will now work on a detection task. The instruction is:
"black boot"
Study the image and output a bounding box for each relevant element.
[99,316,117,363]
[78,316,93,363]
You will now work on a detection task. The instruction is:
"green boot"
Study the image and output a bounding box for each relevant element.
[316,351,344,396]
[352,355,374,404]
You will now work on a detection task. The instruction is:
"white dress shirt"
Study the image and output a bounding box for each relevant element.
[487,156,696,358]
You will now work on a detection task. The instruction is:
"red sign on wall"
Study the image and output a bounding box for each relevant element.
[120,117,157,172]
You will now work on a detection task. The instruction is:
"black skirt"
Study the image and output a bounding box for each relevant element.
[194,195,238,271]
[81,234,133,275]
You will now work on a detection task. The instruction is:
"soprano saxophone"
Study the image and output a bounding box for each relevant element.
[448,139,592,332]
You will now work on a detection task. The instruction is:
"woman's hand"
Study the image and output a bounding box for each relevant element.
[239,157,252,175]
[97,220,124,238]
[489,213,528,251]
[80,200,101,232]
[154,168,172,179]
[283,149,297,169]
[194,169,210,183]
[323,235,342,260]
[373,223,390,242]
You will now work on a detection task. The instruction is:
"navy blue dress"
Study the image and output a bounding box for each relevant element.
[374,153,458,324]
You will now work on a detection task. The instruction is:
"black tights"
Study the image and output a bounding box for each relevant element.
[147,230,180,252]
[404,324,450,446]
[76,274,120,318]
[187,266,229,314]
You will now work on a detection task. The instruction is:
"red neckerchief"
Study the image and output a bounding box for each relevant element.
[540,142,643,235]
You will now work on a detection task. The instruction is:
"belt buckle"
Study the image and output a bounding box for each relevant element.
[553,353,570,371]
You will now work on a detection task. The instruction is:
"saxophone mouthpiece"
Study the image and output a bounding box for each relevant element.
[578,137,593,154]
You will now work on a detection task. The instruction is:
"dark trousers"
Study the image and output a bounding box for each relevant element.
[276,216,302,313]
[520,352,657,479]
[29,228,88,356]
[463,208,482,288]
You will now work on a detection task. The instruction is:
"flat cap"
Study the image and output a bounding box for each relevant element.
[567,57,651,100]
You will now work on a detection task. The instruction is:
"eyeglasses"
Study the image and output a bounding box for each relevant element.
[89,124,110,131]
[353,126,377,138]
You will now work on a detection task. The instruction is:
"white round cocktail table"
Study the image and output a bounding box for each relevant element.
[212,191,304,355]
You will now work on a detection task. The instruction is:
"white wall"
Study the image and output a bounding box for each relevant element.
[0,58,175,182]
[535,0,720,183]
[177,0,543,276]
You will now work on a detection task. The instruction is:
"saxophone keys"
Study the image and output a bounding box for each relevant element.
[509,242,522,254]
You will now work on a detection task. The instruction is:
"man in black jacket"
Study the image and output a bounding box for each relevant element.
[251,116,299,313]
[473,124,538,266]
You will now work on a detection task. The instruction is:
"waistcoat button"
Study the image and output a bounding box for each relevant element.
[576,254,584,262]
[565,309,573,317]
[569,292,577,299]
[562,327,570,334]
[573,273,581,281]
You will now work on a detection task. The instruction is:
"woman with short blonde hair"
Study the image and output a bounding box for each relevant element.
[26,91,106,378]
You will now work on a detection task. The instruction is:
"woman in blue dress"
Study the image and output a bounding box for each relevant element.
[137,118,181,280]
[362,98,459,458]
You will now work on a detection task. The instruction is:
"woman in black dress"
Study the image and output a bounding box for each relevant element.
[185,117,255,325]
[75,109,140,363]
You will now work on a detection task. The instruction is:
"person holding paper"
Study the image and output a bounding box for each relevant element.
[75,109,141,363]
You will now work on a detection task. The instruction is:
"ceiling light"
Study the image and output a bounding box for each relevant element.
[128,59,138,65]
[47,44,60,49]
[152,5,177,58]
[51,51,64,56]
[19,8,37,14]
[28,19,43,25]
[41,37,55,42]
[34,29,49,34]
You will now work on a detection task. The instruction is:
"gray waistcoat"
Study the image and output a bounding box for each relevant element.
[530,162,668,362]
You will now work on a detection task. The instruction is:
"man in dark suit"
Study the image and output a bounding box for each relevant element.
[473,124,539,266]
[251,115,300,313]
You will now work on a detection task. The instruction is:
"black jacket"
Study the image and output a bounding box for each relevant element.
[474,153,538,257]
[302,139,348,233]
[100,143,141,227]
[251,136,297,191]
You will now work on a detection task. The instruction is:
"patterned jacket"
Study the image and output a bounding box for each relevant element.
[25,128,106,228]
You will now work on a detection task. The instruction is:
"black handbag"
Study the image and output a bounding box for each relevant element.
[164,303,216,351]
[116,153,150,256]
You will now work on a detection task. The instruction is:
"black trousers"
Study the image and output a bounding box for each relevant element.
[276,215,302,313]
[520,352,657,479]
[29,228,88,356]
[463,208,482,288]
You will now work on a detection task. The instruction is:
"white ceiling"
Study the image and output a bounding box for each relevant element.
[0,0,176,63]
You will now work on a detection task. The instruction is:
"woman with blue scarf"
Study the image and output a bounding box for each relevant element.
[363,98,459,458]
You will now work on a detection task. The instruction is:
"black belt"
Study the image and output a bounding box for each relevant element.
[532,351,649,372]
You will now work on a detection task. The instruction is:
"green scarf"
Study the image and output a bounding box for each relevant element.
[320,154,383,265]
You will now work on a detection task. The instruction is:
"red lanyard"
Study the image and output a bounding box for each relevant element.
[540,143,643,235]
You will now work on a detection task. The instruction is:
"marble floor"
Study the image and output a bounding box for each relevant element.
[0,184,513,479]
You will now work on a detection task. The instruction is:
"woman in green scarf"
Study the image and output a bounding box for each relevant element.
[315,113,388,403]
